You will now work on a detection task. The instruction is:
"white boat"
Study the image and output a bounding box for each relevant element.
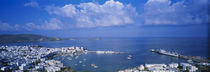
[127,55,132,60]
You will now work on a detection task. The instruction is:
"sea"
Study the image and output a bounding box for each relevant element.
[0,37,208,72]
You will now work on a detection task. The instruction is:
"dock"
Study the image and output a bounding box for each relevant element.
[88,51,124,54]
[151,49,210,63]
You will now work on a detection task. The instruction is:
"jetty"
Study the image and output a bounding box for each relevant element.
[88,51,124,54]
[151,49,210,63]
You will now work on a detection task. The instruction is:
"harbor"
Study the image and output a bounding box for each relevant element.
[0,0,208,71]
[118,49,210,72]
[0,45,124,72]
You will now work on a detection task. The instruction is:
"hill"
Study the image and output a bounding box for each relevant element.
[0,34,61,43]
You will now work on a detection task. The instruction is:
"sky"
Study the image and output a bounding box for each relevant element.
[0,0,208,37]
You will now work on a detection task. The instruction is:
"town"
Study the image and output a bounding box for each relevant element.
[0,45,88,72]
[0,45,124,72]
[118,63,198,72]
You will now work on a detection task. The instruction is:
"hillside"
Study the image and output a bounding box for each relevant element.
[0,34,61,43]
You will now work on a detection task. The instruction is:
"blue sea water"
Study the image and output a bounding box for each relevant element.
[0,37,208,72]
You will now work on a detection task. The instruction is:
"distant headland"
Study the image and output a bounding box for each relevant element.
[0,34,62,43]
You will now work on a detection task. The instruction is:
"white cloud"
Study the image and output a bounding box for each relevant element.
[24,1,39,8]
[47,4,77,18]
[0,21,21,31]
[46,0,137,28]
[143,0,208,25]
[25,18,62,30]
[43,18,62,30]
[0,21,14,31]
[0,18,62,31]
[3,0,207,31]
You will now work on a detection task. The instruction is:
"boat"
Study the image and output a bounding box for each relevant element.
[127,55,132,60]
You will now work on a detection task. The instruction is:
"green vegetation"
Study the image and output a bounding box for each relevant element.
[0,49,7,51]
[0,34,61,43]
[56,67,76,72]
[195,65,210,72]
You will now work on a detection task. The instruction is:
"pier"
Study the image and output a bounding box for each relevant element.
[151,49,210,63]
[88,51,124,54]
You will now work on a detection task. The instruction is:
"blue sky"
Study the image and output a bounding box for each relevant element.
[0,0,208,37]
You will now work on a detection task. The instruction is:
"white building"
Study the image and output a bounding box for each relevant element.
[188,66,198,72]
[1,67,6,71]
[139,64,145,70]
[180,63,198,72]
[145,64,167,70]
[169,63,179,68]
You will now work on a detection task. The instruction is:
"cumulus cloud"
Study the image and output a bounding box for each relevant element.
[143,0,208,25]
[43,18,62,30]
[0,21,21,31]
[46,0,137,28]
[3,0,207,31]
[0,22,14,31]
[24,1,39,8]
[25,18,62,30]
